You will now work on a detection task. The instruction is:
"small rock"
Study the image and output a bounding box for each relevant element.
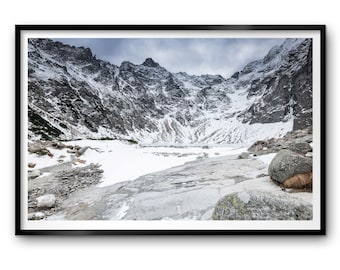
[28,212,45,220]
[51,142,66,149]
[36,194,56,209]
[289,142,313,155]
[76,146,90,157]
[238,152,250,159]
[28,162,36,168]
[28,170,41,180]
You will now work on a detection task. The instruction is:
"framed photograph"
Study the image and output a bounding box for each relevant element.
[16,25,325,235]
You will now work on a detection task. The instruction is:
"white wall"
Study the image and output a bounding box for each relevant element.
[1,1,338,269]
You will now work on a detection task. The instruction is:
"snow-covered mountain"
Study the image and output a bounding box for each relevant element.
[28,38,312,144]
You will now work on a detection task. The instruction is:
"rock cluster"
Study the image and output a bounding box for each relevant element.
[28,163,103,219]
[247,128,312,156]
[212,128,314,221]
[247,128,313,190]
[28,140,98,158]
[28,140,74,156]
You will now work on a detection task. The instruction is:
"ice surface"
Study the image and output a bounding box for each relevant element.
[61,140,247,187]
[28,140,247,187]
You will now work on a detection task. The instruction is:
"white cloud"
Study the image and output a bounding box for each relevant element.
[54,38,284,77]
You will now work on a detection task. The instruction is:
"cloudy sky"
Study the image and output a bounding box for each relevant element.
[55,38,285,77]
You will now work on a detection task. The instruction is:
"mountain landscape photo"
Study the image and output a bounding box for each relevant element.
[26,37,314,221]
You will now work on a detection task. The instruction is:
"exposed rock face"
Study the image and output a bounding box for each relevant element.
[28,38,312,144]
[212,191,312,220]
[237,39,312,130]
[268,149,312,184]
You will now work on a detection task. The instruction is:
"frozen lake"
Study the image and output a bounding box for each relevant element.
[62,140,248,187]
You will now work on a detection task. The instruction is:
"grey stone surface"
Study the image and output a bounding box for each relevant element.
[48,154,311,221]
[268,149,312,184]
[212,191,312,220]
[51,155,267,220]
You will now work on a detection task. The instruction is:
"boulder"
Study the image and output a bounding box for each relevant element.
[268,149,312,184]
[212,191,312,220]
[28,162,36,168]
[28,212,45,220]
[36,194,56,209]
[288,142,312,155]
[238,152,250,159]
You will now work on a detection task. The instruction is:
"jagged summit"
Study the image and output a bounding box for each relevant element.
[142,57,160,68]
[27,38,312,144]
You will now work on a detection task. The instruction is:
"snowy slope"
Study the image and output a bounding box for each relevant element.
[28,38,312,145]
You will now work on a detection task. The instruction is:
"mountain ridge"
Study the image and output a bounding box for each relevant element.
[28,38,312,144]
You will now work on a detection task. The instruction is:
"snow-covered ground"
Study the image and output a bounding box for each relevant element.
[28,140,248,187]
[68,140,247,187]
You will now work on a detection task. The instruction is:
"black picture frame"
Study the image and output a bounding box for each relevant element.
[15,25,326,235]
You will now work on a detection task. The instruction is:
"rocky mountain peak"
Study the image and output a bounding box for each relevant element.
[27,38,312,144]
[142,58,160,68]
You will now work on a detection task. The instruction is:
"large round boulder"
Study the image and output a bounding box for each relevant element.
[268,149,312,184]
[212,191,312,220]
